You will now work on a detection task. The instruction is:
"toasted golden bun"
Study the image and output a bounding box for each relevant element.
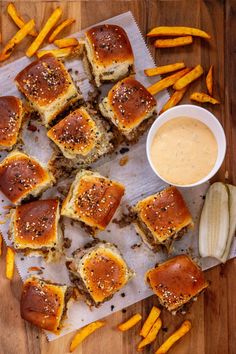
[67,241,134,305]
[61,170,125,233]
[99,77,156,139]
[20,277,69,333]
[15,54,80,127]
[84,24,134,87]
[10,199,63,261]
[134,186,193,249]
[146,255,208,311]
[47,106,111,160]
[0,151,53,204]
[0,96,24,150]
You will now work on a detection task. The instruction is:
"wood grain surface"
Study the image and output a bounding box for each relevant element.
[0,1,235,353]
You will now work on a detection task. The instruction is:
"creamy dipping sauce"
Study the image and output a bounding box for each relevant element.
[150,117,218,185]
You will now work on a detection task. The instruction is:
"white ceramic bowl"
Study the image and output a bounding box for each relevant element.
[146,104,226,187]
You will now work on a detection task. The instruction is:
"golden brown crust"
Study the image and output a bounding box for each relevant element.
[15,54,74,107]
[47,107,97,156]
[146,255,208,311]
[0,152,51,204]
[0,96,23,148]
[107,77,156,131]
[14,199,59,247]
[73,175,125,229]
[20,277,66,332]
[136,186,193,243]
[82,247,128,303]
[86,24,134,67]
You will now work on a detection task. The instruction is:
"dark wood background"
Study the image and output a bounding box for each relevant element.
[0,1,235,353]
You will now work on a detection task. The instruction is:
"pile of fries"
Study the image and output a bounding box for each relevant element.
[145,26,220,110]
[0,3,81,62]
[69,307,192,353]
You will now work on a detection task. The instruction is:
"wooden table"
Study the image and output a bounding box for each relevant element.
[0,1,235,353]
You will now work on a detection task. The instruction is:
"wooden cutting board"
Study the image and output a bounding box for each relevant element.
[0,1,235,353]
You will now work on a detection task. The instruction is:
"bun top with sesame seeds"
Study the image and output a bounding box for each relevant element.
[86,24,134,67]
[0,151,53,204]
[146,254,209,311]
[12,199,59,249]
[20,277,68,333]
[135,186,193,244]
[15,54,73,107]
[67,241,134,305]
[84,24,135,87]
[14,54,80,127]
[0,96,24,150]
[47,107,99,159]
[106,77,157,132]
[61,170,125,232]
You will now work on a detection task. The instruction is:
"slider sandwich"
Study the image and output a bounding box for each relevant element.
[0,96,24,150]
[0,151,54,204]
[99,77,157,141]
[66,241,134,306]
[133,186,193,251]
[84,24,134,87]
[146,255,209,312]
[20,277,73,333]
[47,106,113,164]
[10,199,63,262]
[61,170,125,235]
[15,53,81,127]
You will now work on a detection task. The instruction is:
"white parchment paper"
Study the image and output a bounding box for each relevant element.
[0,11,235,341]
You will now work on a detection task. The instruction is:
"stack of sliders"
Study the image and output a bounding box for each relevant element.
[0,9,217,346]
[2,22,156,333]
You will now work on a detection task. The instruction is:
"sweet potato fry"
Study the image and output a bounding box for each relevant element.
[6,247,15,280]
[0,19,35,62]
[0,233,2,256]
[147,68,190,96]
[140,306,161,338]
[26,7,62,57]
[54,37,78,48]
[7,3,38,37]
[118,313,142,331]
[154,36,193,48]
[48,18,75,43]
[37,47,73,59]
[173,64,203,90]
[138,318,162,351]
[206,65,213,95]
[70,321,105,352]
[190,92,220,104]
[160,87,188,113]
[155,320,192,354]
[147,26,210,39]
[144,63,185,77]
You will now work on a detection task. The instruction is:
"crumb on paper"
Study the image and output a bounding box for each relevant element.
[131,243,142,250]
[111,305,115,311]
[112,207,136,228]
[120,147,129,154]
[64,237,72,249]
[119,155,129,166]
[27,123,37,132]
